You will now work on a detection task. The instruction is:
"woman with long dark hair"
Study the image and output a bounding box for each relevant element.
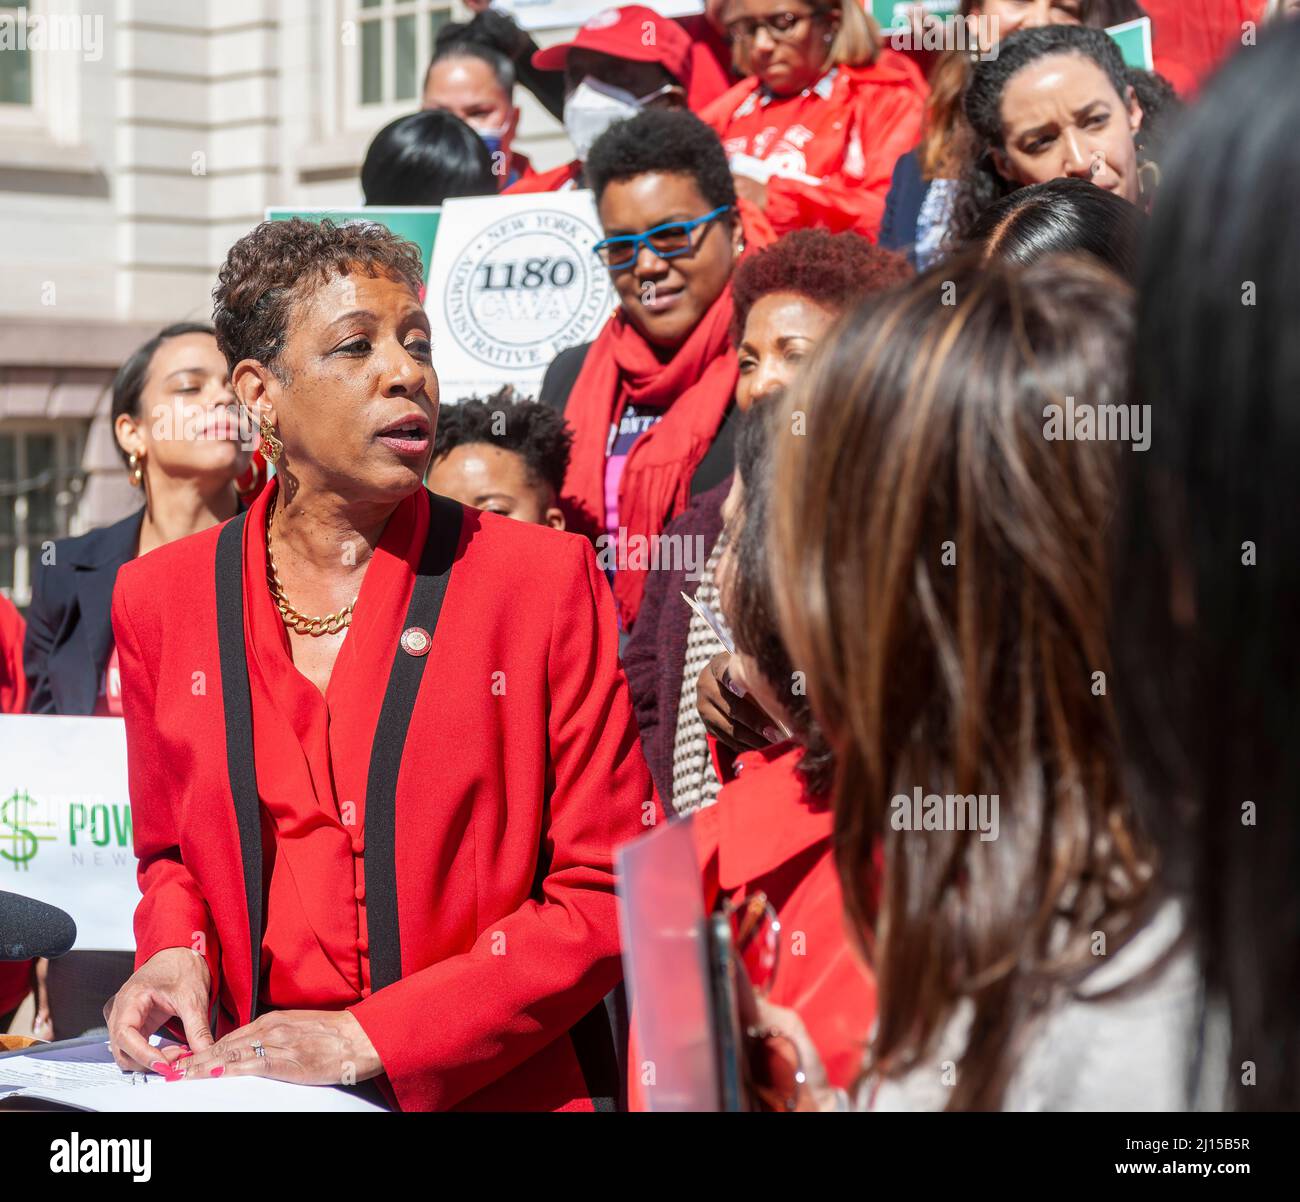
[1113,19,1300,1111]
[25,323,247,719]
[753,254,1198,1110]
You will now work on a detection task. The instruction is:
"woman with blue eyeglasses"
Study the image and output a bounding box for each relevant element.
[539,108,773,633]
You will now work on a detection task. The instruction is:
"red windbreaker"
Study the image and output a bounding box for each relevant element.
[1142,0,1265,95]
[676,12,736,109]
[701,51,927,240]
[504,158,583,195]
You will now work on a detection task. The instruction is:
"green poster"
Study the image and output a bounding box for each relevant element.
[871,0,960,29]
[265,207,442,283]
[1106,17,1155,71]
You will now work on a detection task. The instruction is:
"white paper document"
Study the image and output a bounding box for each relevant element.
[0,1039,385,1112]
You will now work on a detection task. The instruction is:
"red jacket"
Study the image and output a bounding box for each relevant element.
[0,593,31,1016]
[112,486,656,1110]
[694,742,875,1091]
[701,53,927,240]
[1142,0,1266,94]
[0,594,25,715]
[676,12,736,109]
[502,149,537,191]
[504,158,583,195]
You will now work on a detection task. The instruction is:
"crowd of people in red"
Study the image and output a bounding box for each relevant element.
[3,0,1299,1114]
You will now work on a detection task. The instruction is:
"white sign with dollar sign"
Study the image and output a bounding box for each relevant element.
[0,715,135,952]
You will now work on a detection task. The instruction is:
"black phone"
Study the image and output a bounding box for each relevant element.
[704,910,748,1112]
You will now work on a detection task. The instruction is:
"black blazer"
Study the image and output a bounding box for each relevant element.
[879,147,927,269]
[24,509,144,715]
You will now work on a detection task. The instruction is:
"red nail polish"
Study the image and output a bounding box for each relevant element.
[164,1070,185,1083]
[211,1066,224,1078]
[150,1060,170,1073]
[177,1050,195,1059]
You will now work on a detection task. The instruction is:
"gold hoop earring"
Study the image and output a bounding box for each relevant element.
[127,451,144,488]
[259,415,283,464]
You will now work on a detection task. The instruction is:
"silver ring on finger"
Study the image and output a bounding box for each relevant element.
[251,1039,266,1058]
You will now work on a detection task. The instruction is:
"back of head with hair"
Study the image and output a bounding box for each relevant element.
[584,108,736,211]
[431,397,573,497]
[1114,20,1300,1111]
[360,109,497,206]
[769,252,1149,1108]
[967,176,1146,280]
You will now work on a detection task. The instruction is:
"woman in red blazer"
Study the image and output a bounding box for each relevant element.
[103,217,654,1111]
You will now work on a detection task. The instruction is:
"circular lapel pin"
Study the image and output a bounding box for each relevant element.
[400,626,432,657]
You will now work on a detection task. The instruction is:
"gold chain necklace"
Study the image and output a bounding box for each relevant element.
[265,505,356,637]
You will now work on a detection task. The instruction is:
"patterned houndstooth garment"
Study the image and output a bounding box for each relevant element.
[670,530,731,818]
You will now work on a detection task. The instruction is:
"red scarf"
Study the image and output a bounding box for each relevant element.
[561,289,736,630]
[561,200,774,629]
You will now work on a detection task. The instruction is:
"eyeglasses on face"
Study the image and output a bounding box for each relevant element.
[592,205,733,270]
[723,8,830,45]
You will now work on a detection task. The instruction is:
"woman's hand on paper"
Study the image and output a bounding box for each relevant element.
[104,946,214,1074]
[178,1009,383,1087]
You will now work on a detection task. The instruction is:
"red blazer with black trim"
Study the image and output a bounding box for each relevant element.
[111,491,656,1111]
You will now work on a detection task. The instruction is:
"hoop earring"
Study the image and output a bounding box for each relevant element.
[236,453,264,499]
[259,415,283,464]
[1138,158,1161,201]
[127,451,144,488]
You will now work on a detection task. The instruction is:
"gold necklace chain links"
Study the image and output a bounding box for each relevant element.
[265,506,357,637]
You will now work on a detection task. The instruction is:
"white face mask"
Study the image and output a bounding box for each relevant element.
[563,76,643,161]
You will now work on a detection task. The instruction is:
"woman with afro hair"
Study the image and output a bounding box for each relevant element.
[623,228,912,815]
[428,394,573,530]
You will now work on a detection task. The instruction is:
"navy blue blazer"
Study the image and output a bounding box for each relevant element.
[879,147,927,269]
[23,509,144,715]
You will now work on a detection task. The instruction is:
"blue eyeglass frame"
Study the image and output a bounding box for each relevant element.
[592,205,733,270]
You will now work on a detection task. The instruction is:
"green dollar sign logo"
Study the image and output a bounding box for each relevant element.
[1,789,56,870]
